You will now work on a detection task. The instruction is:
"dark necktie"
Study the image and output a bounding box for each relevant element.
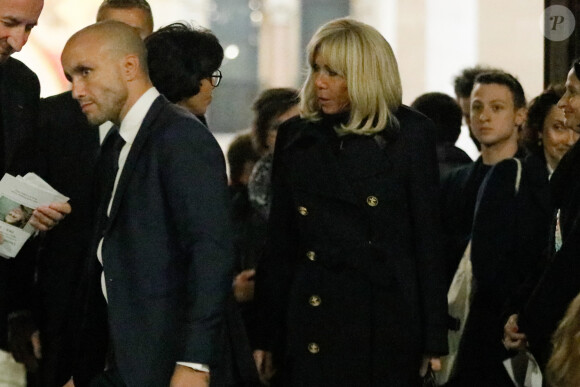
[95,126,125,236]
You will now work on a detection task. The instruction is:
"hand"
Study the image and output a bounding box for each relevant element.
[8,312,41,372]
[29,201,71,231]
[169,365,209,387]
[233,269,256,303]
[419,356,440,377]
[503,314,528,351]
[253,350,276,386]
[62,378,75,387]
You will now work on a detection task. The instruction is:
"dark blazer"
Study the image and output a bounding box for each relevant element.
[519,139,580,369]
[449,154,552,386]
[35,91,100,386]
[255,106,448,387]
[73,95,234,387]
[0,57,41,350]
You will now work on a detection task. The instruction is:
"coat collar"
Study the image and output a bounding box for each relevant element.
[278,115,395,206]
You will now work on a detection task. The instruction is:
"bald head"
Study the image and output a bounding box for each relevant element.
[62,21,153,125]
[67,20,147,72]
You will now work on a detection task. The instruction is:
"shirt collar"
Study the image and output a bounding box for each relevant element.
[118,87,160,145]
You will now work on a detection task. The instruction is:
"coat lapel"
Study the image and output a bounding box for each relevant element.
[282,122,393,206]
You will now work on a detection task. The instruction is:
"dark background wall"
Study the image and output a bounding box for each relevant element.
[207,0,349,134]
[544,0,580,87]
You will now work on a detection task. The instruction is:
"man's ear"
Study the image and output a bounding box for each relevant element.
[122,54,140,81]
[515,107,527,126]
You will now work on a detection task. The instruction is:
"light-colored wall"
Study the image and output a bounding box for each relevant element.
[353,0,544,105]
[13,0,211,97]
[14,0,545,122]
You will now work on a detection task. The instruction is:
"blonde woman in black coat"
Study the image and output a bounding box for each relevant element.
[253,18,447,387]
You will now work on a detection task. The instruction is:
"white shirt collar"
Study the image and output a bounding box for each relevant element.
[118,87,160,145]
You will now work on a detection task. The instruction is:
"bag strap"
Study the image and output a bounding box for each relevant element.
[513,157,522,195]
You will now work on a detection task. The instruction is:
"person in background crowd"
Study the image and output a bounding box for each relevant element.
[498,89,579,387]
[440,71,527,288]
[503,59,580,374]
[444,72,553,387]
[453,65,502,152]
[227,89,300,387]
[411,92,472,179]
[253,18,447,386]
[223,132,263,387]
[227,132,260,189]
[521,85,579,177]
[247,88,300,223]
[96,0,153,39]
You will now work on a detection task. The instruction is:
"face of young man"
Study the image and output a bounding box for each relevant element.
[558,69,580,130]
[61,33,128,126]
[470,83,524,150]
[0,0,43,63]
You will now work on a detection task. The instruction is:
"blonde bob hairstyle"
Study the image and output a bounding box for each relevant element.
[546,292,580,387]
[300,18,402,136]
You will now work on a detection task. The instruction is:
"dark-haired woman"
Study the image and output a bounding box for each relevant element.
[522,86,579,176]
[145,22,223,124]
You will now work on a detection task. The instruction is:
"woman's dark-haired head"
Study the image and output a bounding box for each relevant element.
[145,22,223,106]
[411,92,462,144]
[523,86,563,154]
[252,88,300,155]
[526,85,579,170]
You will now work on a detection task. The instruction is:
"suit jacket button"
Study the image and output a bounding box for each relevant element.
[306,251,316,261]
[298,206,309,216]
[309,295,321,307]
[308,343,320,354]
[366,196,379,207]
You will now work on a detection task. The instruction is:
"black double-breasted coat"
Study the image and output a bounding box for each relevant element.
[255,106,448,386]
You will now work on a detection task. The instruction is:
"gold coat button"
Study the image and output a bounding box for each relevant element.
[306,251,316,261]
[308,342,320,354]
[366,196,379,207]
[298,206,309,216]
[309,295,321,307]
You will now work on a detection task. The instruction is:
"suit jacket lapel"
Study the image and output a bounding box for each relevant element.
[107,95,166,226]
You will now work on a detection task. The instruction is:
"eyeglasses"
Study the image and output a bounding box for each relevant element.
[209,70,222,87]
